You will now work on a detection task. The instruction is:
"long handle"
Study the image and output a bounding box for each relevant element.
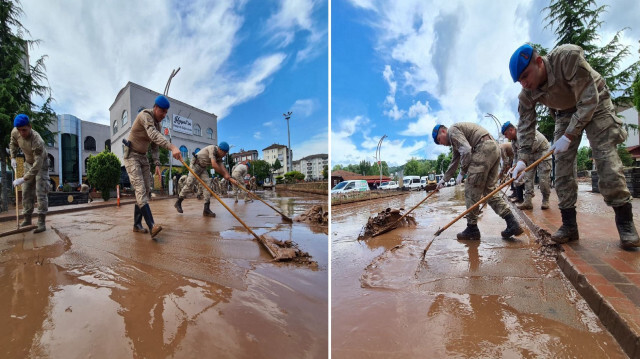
[372,189,439,237]
[234,182,292,221]
[434,150,553,237]
[179,160,269,247]
[15,186,19,228]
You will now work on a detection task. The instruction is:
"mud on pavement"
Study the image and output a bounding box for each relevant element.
[0,191,327,358]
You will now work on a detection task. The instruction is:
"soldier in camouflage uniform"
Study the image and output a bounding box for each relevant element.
[231,160,253,203]
[432,123,523,240]
[174,142,236,216]
[501,121,552,210]
[123,95,182,238]
[249,176,257,191]
[10,114,50,233]
[509,44,639,249]
[500,142,522,202]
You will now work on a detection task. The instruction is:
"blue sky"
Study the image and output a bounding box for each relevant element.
[331,0,640,167]
[20,0,327,160]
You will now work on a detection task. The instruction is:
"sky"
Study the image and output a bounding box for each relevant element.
[331,0,640,167]
[19,0,328,161]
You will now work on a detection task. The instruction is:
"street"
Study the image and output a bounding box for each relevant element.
[332,186,627,358]
[0,191,328,358]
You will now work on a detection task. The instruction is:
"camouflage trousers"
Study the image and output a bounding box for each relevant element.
[233,174,248,201]
[522,150,552,200]
[123,151,152,207]
[21,161,50,215]
[464,140,512,225]
[554,103,629,209]
[179,161,212,204]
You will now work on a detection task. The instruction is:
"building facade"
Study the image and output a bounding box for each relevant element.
[262,143,292,177]
[292,154,328,180]
[231,149,259,163]
[44,114,110,187]
[109,82,218,168]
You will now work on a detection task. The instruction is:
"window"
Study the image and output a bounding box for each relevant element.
[48,154,55,172]
[122,110,128,126]
[180,145,188,159]
[193,124,201,136]
[84,136,96,151]
[113,121,118,135]
[206,128,213,139]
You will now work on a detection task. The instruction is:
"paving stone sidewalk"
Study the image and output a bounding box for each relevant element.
[514,182,640,358]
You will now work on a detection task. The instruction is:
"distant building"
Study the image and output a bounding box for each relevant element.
[231,149,259,163]
[44,114,110,187]
[262,143,292,177]
[292,153,328,180]
[109,81,218,181]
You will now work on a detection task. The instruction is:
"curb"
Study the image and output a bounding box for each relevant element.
[510,201,640,358]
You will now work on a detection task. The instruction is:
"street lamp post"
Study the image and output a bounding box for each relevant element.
[283,111,292,172]
[375,134,387,187]
[485,113,503,143]
[164,67,180,195]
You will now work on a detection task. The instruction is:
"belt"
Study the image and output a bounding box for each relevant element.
[552,107,576,117]
[473,134,493,151]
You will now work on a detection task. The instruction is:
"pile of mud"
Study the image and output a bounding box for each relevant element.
[261,234,316,266]
[357,207,416,240]
[294,205,328,225]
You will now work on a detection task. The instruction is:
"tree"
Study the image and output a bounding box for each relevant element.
[358,160,372,176]
[332,164,343,172]
[147,147,169,175]
[576,146,593,171]
[0,0,56,212]
[251,159,271,183]
[404,158,420,176]
[284,170,305,183]
[633,73,640,113]
[322,165,328,179]
[87,150,122,201]
[617,144,634,167]
[272,158,282,173]
[371,161,389,177]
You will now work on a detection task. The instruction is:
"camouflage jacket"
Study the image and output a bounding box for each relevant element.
[127,109,171,163]
[444,122,491,181]
[10,127,48,181]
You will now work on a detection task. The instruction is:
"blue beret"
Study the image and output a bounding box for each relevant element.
[501,121,513,135]
[509,44,533,82]
[218,141,230,152]
[154,95,170,109]
[14,114,30,127]
[432,124,443,144]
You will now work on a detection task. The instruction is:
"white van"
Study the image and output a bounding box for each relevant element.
[331,180,370,194]
[402,176,422,191]
[420,176,428,189]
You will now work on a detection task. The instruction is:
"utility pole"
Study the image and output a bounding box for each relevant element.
[283,111,292,172]
[485,113,502,143]
[164,67,180,195]
[375,134,387,187]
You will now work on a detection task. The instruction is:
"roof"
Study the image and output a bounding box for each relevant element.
[331,170,360,179]
[262,143,287,151]
[298,153,328,161]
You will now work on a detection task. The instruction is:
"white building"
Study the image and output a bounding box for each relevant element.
[262,143,292,177]
[44,114,110,187]
[619,104,640,148]
[231,149,259,163]
[109,82,218,168]
[292,154,328,180]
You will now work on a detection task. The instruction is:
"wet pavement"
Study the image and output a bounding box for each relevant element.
[332,186,627,358]
[0,191,327,358]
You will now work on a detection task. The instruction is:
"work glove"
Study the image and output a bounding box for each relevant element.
[456,173,464,185]
[436,179,446,190]
[550,135,571,154]
[511,161,526,181]
[11,158,17,169]
[13,177,25,187]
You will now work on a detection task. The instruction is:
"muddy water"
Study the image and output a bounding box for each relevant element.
[0,191,327,358]
[332,186,626,358]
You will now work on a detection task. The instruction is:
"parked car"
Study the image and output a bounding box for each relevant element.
[402,176,422,191]
[331,180,370,194]
[448,178,456,186]
[379,181,399,190]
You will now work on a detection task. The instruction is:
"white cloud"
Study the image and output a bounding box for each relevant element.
[293,128,328,159]
[264,121,274,127]
[382,65,405,120]
[346,0,377,12]
[253,131,262,139]
[290,99,317,117]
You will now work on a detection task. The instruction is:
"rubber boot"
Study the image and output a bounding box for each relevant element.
[174,197,184,214]
[203,202,216,217]
[517,196,533,210]
[457,224,481,240]
[541,196,550,210]
[501,213,524,238]
[613,203,640,249]
[20,214,32,227]
[133,205,148,233]
[550,208,579,244]
[514,185,524,203]
[140,204,162,238]
[33,214,46,233]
